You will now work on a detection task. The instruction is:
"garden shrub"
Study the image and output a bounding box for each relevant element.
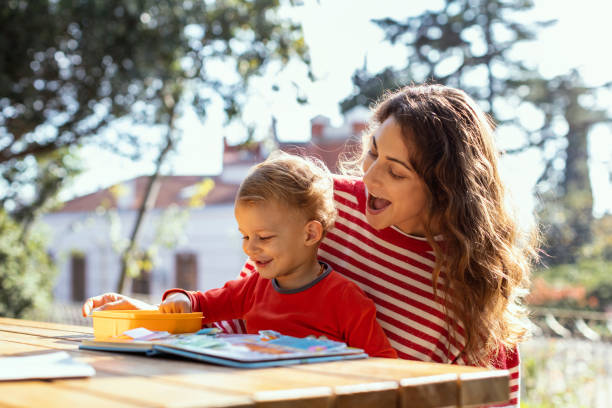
[0,210,56,318]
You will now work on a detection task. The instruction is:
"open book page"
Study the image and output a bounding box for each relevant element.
[155,330,364,362]
[80,328,367,366]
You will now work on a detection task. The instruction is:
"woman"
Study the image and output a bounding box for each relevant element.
[232,84,535,406]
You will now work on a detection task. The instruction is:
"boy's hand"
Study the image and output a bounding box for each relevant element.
[81,293,156,317]
[158,292,192,313]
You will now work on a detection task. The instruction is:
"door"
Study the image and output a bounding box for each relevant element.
[175,253,198,290]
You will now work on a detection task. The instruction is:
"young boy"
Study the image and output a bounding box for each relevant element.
[83,152,396,358]
[160,152,396,358]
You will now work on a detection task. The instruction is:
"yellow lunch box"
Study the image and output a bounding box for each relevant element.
[92,310,203,339]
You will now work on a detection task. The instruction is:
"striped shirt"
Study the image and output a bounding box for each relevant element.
[221,175,520,406]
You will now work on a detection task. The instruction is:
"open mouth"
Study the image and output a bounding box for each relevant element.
[367,192,391,214]
[254,259,272,268]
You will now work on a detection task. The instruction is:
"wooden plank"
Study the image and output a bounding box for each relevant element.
[294,358,462,407]
[149,364,384,395]
[0,318,92,335]
[333,381,398,408]
[103,354,400,408]
[293,357,507,408]
[0,340,47,356]
[56,376,254,408]
[111,363,339,408]
[0,381,141,408]
[0,323,93,341]
[399,373,458,408]
[458,370,510,407]
[293,358,490,381]
[0,331,81,352]
[253,387,332,408]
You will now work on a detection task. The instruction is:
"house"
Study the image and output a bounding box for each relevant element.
[43,108,369,303]
[44,175,245,303]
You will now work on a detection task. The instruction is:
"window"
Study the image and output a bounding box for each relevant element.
[132,270,151,295]
[175,253,198,290]
[132,253,152,295]
[71,253,86,302]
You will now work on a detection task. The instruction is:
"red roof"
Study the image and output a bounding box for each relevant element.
[56,175,238,213]
[279,137,361,173]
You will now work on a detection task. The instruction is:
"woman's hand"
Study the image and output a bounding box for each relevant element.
[158,292,192,313]
[81,292,156,317]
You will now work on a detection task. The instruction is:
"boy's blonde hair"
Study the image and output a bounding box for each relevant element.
[236,151,336,233]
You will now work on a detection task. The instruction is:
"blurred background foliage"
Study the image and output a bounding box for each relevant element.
[0,209,55,318]
[1,0,307,220]
[1,0,309,299]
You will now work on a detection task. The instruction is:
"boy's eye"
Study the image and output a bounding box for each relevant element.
[241,235,274,241]
[367,149,377,158]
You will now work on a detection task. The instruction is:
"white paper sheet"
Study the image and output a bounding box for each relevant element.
[0,351,95,381]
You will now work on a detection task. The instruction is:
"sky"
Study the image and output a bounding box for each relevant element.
[68,0,612,223]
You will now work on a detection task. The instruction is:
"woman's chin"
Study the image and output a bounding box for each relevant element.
[365,213,390,230]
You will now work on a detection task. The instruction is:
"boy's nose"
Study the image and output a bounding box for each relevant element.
[244,240,260,256]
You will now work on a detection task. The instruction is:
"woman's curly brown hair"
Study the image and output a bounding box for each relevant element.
[343,84,538,366]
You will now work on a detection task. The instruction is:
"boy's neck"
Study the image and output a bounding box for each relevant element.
[274,256,324,291]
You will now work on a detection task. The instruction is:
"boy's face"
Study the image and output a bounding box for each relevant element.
[235,200,319,286]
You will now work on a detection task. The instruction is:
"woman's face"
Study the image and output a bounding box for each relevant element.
[362,116,429,236]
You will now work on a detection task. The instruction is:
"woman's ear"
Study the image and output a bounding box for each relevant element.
[304,220,323,246]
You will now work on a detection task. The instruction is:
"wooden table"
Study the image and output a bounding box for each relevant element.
[0,318,509,407]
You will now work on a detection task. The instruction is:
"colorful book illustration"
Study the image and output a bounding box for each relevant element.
[79,328,368,368]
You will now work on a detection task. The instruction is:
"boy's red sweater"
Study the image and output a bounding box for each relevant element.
[163,265,396,358]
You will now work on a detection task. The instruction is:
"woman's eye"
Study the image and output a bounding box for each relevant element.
[367,150,378,158]
[241,236,249,241]
[259,236,273,241]
[389,169,406,180]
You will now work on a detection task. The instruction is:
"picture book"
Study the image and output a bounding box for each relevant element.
[79,328,368,368]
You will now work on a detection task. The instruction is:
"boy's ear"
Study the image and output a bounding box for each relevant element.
[304,220,323,246]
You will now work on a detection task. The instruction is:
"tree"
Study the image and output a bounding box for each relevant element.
[340,0,610,262]
[520,71,612,263]
[341,0,553,113]
[1,0,309,219]
[1,0,310,306]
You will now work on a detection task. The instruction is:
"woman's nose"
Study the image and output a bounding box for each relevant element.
[363,159,382,188]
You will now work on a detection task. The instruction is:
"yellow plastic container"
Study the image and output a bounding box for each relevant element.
[92,310,203,339]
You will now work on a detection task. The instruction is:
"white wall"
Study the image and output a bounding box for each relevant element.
[41,203,245,303]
